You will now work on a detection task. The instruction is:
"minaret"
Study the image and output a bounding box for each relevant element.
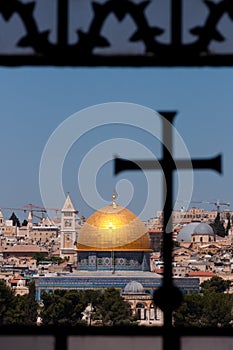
[60,194,77,264]
[0,209,5,227]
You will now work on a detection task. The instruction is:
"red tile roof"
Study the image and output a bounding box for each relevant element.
[188,271,216,277]
[9,276,25,283]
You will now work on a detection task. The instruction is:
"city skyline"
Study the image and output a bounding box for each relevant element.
[0,67,232,221]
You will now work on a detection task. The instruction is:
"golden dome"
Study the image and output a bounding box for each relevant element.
[77,204,151,252]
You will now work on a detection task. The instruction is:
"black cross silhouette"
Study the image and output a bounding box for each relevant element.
[115,111,222,350]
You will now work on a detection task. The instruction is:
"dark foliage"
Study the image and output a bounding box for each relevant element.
[0,280,38,325]
[9,212,20,227]
[210,213,226,237]
[41,288,137,326]
[174,277,233,327]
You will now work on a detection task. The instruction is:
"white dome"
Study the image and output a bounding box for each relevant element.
[177,222,200,242]
[192,223,214,235]
[123,281,144,294]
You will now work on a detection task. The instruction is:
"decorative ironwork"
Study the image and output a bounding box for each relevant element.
[0,0,233,66]
[77,0,164,56]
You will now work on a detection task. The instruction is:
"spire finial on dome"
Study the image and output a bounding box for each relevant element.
[112,190,117,208]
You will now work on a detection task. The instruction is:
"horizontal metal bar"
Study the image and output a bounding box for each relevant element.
[0,55,233,67]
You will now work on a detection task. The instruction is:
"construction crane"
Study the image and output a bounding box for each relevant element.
[1,204,61,223]
[23,203,61,215]
[178,200,230,214]
[24,203,80,215]
[1,207,47,223]
[188,200,230,214]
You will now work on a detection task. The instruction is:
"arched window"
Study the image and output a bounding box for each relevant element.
[136,303,146,320]
[149,303,155,320]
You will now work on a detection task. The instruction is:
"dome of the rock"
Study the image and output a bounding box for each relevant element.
[76,195,152,271]
[77,204,151,251]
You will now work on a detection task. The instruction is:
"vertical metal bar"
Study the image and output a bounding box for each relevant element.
[57,0,68,47]
[160,112,179,350]
[171,0,182,47]
[161,112,176,331]
[55,333,67,350]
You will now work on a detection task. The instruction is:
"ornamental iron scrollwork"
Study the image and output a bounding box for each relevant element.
[0,0,233,65]
[77,1,164,55]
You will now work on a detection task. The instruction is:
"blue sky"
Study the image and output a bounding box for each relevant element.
[0,67,232,222]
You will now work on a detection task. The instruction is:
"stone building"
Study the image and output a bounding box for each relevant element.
[148,228,163,252]
[29,217,59,244]
[177,222,215,250]
[0,245,48,259]
[0,210,17,238]
[157,208,218,227]
[122,280,163,325]
[9,275,29,296]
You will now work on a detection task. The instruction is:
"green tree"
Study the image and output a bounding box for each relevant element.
[41,289,86,326]
[173,240,180,248]
[0,280,16,325]
[33,252,46,264]
[21,219,28,226]
[25,281,39,324]
[174,278,233,328]
[9,212,20,227]
[0,280,38,325]
[95,288,136,326]
[173,294,204,327]
[10,293,37,325]
[50,256,66,264]
[201,293,233,327]
[174,293,233,327]
[40,288,137,327]
[210,213,226,237]
[79,289,102,309]
[201,276,231,294]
